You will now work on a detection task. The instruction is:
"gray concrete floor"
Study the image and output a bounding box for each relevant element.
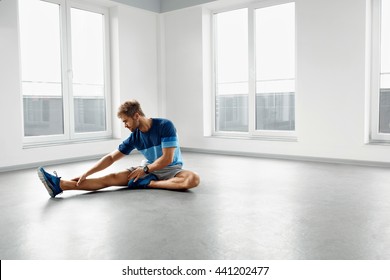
[1,152,390,260]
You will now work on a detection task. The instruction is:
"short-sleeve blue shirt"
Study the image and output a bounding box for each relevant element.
[118,118,183,166]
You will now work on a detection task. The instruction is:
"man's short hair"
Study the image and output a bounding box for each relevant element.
[117,100,145,118]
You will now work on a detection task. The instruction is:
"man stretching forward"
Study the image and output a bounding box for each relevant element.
[38,100,200,197]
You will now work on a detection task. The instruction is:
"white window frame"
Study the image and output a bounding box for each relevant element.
[212,0,297,141]
[19,0,112,146]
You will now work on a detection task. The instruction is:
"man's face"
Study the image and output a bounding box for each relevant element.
[121,114,139,132]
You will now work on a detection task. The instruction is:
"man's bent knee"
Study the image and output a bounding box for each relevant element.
[186,172,200,189]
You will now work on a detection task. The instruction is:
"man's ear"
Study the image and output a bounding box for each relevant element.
[132,112,140,120]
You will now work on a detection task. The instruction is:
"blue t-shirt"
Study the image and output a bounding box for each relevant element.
[118,118,183,166]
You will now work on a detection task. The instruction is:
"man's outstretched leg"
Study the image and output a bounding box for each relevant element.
[37,167,199,197]
[37,167,130,198]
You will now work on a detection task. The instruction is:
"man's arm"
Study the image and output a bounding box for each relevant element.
[75,149,125,186]
[148,147,175,173]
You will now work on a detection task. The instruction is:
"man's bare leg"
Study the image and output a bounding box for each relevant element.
[59,170,199,192]
[148,170,200,190]
[60,170,130,191]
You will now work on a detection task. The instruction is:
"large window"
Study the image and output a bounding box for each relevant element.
[18,0,111,144]
[371,0,390,141]
[214,1,295,138]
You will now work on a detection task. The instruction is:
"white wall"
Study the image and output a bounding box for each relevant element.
[163,7,205,141]
[161,0,390,164]
[0,0,159,170]
[113,4,160,129]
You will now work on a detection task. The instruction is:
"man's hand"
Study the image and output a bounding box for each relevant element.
[72,173,88,187]
[128,167,145,182]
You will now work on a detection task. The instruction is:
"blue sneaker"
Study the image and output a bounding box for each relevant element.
[128,174,158,189]
[37,167,63,197]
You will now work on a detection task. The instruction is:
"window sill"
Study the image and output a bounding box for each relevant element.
[367,139,390,146]
[208,133,298,142]
[23,137,120,149]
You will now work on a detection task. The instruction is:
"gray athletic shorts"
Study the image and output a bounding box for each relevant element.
[127,164,183,180]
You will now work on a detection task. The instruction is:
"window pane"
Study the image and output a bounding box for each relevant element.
[216,95,248,132]
[381,0,390,79]
[255,3,295,131]
[71,8,106,133]
[379,89,390,133]
[19,0,64,136]
[215,9,248,132]
[379,0,390,133]
[256,93,295,131]
[380,0,390,90]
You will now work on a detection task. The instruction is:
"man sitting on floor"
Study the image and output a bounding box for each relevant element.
[37,99,200,197]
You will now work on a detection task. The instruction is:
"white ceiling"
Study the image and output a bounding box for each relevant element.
[110,0,217,13]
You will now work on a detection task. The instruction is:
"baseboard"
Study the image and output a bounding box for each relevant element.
[181,147,390,168]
